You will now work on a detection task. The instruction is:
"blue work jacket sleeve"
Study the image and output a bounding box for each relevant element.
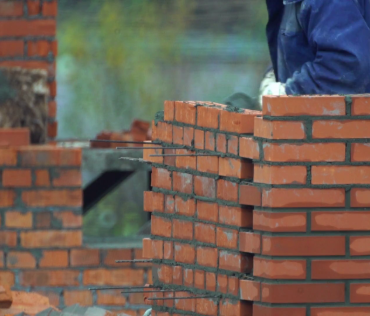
[285,0,370,95]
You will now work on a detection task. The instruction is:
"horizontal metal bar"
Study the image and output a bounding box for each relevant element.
[89,286,157,291]
[148,295,216,300]
[115,259,152,263]
[90,139,154,145]
[116,147,179,150]
[150,154,220,157]
[121,290,177,294]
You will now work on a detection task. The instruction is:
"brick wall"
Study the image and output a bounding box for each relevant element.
[0,144,151,315]
[0,0,58,139]
[143,96,370,316]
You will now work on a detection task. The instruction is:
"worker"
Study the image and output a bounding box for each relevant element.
[225,0,370,110]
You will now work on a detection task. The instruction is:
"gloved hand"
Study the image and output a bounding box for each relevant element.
[259,70,287,106]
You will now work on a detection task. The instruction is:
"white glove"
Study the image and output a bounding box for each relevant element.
[259,70,287,106]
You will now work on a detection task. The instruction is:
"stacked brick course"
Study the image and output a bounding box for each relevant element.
[143,96,370,315]
[0,144,151,315]
[0,0,58,139]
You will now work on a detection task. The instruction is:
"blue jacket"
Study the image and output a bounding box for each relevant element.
[266,0,370,95]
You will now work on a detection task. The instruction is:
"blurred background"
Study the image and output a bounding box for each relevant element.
[56,0,270,239]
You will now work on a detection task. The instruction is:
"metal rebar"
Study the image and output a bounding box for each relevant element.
[116,147,179,150]
[115,259,152,263]
[148,295,216,300]
[150,154,220,157]
[89,286,157,291]
[90,139,155,145]
[121,290,175,294]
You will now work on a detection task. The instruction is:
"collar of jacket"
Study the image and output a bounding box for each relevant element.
[283,0,303,4]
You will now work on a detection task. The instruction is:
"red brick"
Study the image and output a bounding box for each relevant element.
[263,143,345,162]
[196,298,218,316]
[254,117,306,139]
[217,274,228,293]
[350,283,370,303]
[5,211,32,228]
[0,232,17,247]
[313,120,370,139]
[64,290,93,306]
[227,135,238,155]
[172,126,183,145]
[205,131,215,151]
[53,211,82,228]
[174,243,195,264]
[194,129,205,149]
[0,149,17,166]
[173,172,193,194]
[228,276,239,296]
[36,212,52,229]
[36,291,60,307]
[27,0,40,15]
[263,95,346,116]
[174,291,195,312]
[97,290,127,306]
[0,1,23,16]
[312,211,370,231]
[240,280,260,301]
[219,205,252,227]
[144,191,164,213]
[350,236,370,256]
[164,100,175,121]
[48,82,57,100]
[27,40,52,57]
[0,271,14,287]
[0,191,15,207]
[219,250,252,273]
[313,166,370,184]
[216,134,227,153]
[19,147,81,166]
[197,247,218,268]
[216,227,238,249]
[219,158,253,179]
[156,122,173,143]
[194,176,216,198]
[262,188,346,208]
[173,266,183,285]
[254,164,307,185]
[35,170,50,186]
[39,250,68,268]
[165,195,175,213]
[52,169,81,187]
[352,96,370,115]
[173,219,193,240]
[262,283,344,303]
[262,236,345,256]
[253,305,306,316]
[217,179,238,202]
[157,265,173,284]
[151,167,172,190]
[174,196,195,216]
[0,20,55,37]
[152,240,164,259]
[151,215,171,238]
[6,252,36,269]
[195,222,216,244]
[0,252,3,268]
[194,270,205,289]
[3,169,31,187]
[311,307,370,316]
[175,101,196,125]
[0,60,55,77]
[197,156,219,174]
[219,299,252,316]
[312,260,370,279]
[239,232,261,253]
[20,270,80,287]
[183,127,194,146]
[70,249,100,267]
[0,128,30,147]
[197,201,218,223]
[253,211,307,232]
[20,231,82,248]
[351,188,370,207]
[42,0,57,16]
[82,269,144,286]
[143,142,163,164]
[239,137,259,159]
[239,184,262,206]
[0,41,24,57]
[142,239,152,259]
[48,101,57,118]
[176,149,196,170]
[197,106,220,129]
[220,110,259,134]
[352,143,370,162]
[206,272,216,291]
[183,268,194,287]
[22,190,82,207]
[254,257,306,280]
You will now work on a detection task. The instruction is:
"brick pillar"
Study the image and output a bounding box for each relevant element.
[0,0,58,140]
[143,96,370,316]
